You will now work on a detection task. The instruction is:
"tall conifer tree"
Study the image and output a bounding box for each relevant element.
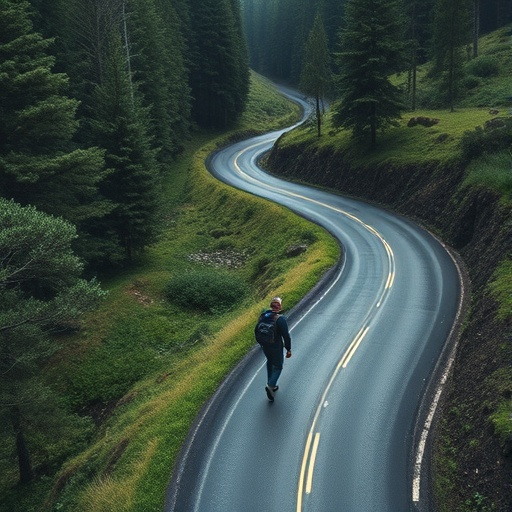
[299,14,331,137]
[128,0,190,161]
[188,0,249,128]
[0,0,107,225]
[87,33,160,263]
[332,0,405,145]
[430,0,472,111]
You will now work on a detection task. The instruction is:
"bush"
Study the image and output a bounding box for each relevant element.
[462,75,481,90]
[464,151,512,198]
[465,55,500,78]
[461,120,512,160]
[166,268,248,313]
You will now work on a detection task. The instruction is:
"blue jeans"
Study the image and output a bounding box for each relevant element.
[262,345,284,387]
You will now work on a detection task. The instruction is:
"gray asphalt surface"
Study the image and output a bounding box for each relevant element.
[165,91,461,512]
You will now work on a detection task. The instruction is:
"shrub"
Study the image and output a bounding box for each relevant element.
[462,75,481,90]
[460,120,512,160]
[166,268,247,313]
[465,55,500,78]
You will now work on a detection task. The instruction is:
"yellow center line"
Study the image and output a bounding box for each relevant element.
[230,142,397,512]
[306,433,321,494]
[340,326,370,369]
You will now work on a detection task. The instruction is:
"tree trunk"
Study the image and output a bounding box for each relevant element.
[316,94,321,137]
[473,0,480,58]
[449,45,455,112]
[10,406,34,484]
[121,0,134,105]
[370,103,377,145]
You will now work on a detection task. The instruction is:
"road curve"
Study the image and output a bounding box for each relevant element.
[165,90,462,512]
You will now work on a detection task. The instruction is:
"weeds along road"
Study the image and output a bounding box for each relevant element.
[165,89,462,512]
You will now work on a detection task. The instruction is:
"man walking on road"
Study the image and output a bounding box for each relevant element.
[255,297,292,402]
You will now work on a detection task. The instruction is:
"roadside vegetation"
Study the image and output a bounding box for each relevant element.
[0,71,339,512]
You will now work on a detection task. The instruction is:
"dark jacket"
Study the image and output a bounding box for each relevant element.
[265,309,291,352]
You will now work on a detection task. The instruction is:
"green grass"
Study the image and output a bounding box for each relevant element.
[0,71,339,512]
[464,151,512,200]
[489,259,512,321]
[282,106,496,167]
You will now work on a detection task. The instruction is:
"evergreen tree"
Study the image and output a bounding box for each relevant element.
[430,0,472,111]
[228,0,250,117]
[0,0,107,221]
[0,198,105,483]
[86,33,160,264]
[333,0,406,145]
[320,0,347,50]
[299,14,331,137]
[403,0,435,110]
[128,0,190,162]
[188,0,249,128]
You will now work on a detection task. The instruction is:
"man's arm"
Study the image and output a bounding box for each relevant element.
[277,316,292,355]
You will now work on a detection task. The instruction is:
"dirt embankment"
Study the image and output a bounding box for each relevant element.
[266,141,512,510]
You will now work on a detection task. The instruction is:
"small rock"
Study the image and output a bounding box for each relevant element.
[407,116,440,128]
[286,244,308,257]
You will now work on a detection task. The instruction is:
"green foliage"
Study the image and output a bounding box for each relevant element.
[488,260,512,320]
[188,0,249,128]
[65,338,155,406]
[0,198,106,484]
[0,0,108,236]
[463,492,497,512]
[299,14,331,137]
[490,401,512,445]
[332,0,406,145]
[242,0,345,83]
[166,268,248,314]
[464,152,512,199]
[87,33,160,264]
[429,0,472,111]
[241,72,301,130]
[465,55,500,78]
[460,120,512,161]
[128,0,191,160]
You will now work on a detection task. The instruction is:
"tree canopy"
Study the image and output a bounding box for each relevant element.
[0,198,105,483]
[332,0,406,145]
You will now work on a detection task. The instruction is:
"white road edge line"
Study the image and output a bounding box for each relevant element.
[412,241,466,504]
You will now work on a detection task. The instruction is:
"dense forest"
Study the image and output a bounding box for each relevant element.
[1,0,511,509]
[242,0,512,84]
[1,0,249,271]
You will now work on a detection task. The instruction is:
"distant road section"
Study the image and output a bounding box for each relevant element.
[165,89,462,512]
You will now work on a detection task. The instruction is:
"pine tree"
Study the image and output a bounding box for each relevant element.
[299,14,331,137]
[128,0,190,162]
[0,0,108,237]
[403,0,435,110]
[87,33,160,263]
[430,0,472,111]
[0,198,105,483]
[332,0,406,145]
[188,0,249,128]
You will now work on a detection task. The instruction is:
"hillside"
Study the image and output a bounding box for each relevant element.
[265,27,512,512]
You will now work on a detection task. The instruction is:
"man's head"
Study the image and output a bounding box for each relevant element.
[270,296,282,312]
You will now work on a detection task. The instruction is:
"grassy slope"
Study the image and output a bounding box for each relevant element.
[0,72,339,512]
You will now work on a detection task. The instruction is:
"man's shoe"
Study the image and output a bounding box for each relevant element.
[272,386,279,392]
[265,385,275,401]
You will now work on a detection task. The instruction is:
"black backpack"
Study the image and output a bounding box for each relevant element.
[255,311,279,345]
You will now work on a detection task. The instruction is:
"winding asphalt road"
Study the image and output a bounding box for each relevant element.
[165,90,462,512]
